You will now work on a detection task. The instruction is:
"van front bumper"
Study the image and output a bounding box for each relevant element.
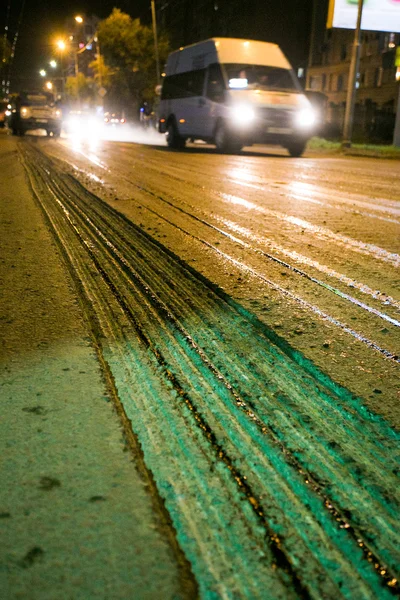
[229,118,314,147]
[20,118,61,131]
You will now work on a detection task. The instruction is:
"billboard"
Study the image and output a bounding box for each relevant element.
[327,0,400,33]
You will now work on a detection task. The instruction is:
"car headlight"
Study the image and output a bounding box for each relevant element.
[295,108,316,128]
[68,117,79,130]
[55,109,61,118]
[21,107,31,119]
[230,104,256,125]
[87,118,98,131]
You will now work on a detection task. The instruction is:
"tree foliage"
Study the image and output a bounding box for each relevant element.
[0,37,12,66]
[94,9,170,111]
[64,73,95,105]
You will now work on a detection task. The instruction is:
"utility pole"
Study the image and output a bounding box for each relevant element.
[342,0,364,148]
[393,48,400,147]
[151,0,160,84]
[394,83,400,147]
[74,51,80,109]
[95,35,105,111]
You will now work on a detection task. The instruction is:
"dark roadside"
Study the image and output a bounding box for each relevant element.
[0,131,197,599]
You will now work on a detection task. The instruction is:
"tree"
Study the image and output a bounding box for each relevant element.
[0,37,12,94]
[94,9,170,114]
[64,73,96,106]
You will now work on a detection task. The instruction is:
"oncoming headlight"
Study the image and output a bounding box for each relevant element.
[87,117,98,132]
[21,107,31,119]
[230,104,256,125]
[295,108,316,129]
[68,116,79,130]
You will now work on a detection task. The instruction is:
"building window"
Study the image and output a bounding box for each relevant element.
[388,33,396,49]
[381,32,397,52]
[337,74,344,91]
[374,68,383,87]
[340,44,347,61]
[321,74,326,90]
[309,75,321,91]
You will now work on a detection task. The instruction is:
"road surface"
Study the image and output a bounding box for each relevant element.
[1,132,399,599]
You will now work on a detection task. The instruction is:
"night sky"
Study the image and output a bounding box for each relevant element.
[2,0,313,93]
[1,0,150,91]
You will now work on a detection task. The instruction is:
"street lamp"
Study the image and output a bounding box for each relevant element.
[55,40,68,95]
[49,60,57,68]
[45,81,53,91]
[75,15,83,24]
[56,39,66,52]
[39,69,47,77]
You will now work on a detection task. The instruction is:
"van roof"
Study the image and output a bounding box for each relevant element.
[166,38,291,73]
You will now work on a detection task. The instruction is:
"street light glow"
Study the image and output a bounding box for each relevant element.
[75,15,83,23]
[40,69,46,77]
[56,40,66,51]
[50,60,57,68]
[45,81,53,90]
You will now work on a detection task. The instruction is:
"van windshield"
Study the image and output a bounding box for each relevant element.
[224,64,301,93]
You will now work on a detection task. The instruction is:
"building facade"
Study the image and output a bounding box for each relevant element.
[307,6,399,142]
[156,0,312,75]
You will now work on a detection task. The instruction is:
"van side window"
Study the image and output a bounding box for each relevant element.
[206,64,225,102]
[161,69,206,100]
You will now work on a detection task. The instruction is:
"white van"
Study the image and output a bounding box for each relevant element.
[158,38,316,156]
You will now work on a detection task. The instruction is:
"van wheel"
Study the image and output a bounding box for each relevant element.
[215,121,242,154]
[166,121,185,149]
[286,141,306,157]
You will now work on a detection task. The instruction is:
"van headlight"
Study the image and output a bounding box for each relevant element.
[230,104,256,125]
[21,107,31,119]
[295,108,316,129]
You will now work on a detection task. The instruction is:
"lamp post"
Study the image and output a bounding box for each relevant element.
[151,0,160,84]
[342,0,364,148]
[74,16,85,108]
[56,39,67,96]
